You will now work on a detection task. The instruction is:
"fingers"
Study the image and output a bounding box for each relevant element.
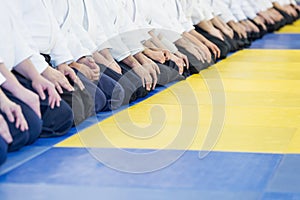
[13,106,28,132]
[47,86,61,109]
[183,56,189,69]
[65,66,85,90]
[55,82,64,94]
[4,106,15,123]
[74,76,85,91]
[145,82,151,91]
[149,68,158,90]
[153,63,161,75]
[35,84,46,101]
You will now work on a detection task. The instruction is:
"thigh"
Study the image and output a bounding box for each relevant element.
[1,90,42,151]
[118,62,148,99]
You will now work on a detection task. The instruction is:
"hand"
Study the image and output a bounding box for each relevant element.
[107,60,122,75]
[175,51,189,69]
[42,66,74,94]
[144,49,166,64]
[14,85,41,118]
[77,57,100,81]
[170,53,185,75]
[247,20,260,33]
[141,59,160,90]
[0,114,12,144]
[31,76,61,110]
[162,49,171,61]
[58,64,85,91]
[205,41,220,59]
[70,62,94,81]
[209,28,224,41]
[0,93,28,132]
[132,65,153,91]
[194,43,212,63]
[222,27,234,39]
[254,16,267,31]
[230,22,247,39]
[184,44,205,63]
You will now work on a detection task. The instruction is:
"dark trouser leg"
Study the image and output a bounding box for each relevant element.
[98,64,138,104]
[0,137,7,165]
[223,35,241,52]
[249,20,268,38]
[155,61,185,86]
[118,62,149,99]
[76,72,108,112]
[176,45,210,74]
[13,71,74,138]
[96,73,125,111]
[0,91,42,152]
[276,8,294,24]
[194,26,231,59]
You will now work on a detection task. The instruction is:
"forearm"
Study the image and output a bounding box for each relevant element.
[144,40,159,49]
[0,89,9,106]
[148,31,168,49]
[212,17,229,32]
[121,55,142,69]
[99,49,115,63]
[175,37,190,49]
[13,59,41,82]
[133,52,149,65]
[197,20,214,33]
[189,30,210,45]
[93,51,111,66]
[183,32,205,48]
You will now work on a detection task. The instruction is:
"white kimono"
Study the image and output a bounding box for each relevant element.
[47,0,92,62]
[136,0,185,43]
[0,3,35,72]
[93,0,145,61]
[0,73,5,86]
[228,0,248,21]
[123,0,179,53]
[241,1,258,20]
[211,0,238,23]
[9,0,74,67]
[180,0,215,26]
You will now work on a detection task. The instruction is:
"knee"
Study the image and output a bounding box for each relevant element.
[56,100,74,134]
[24,107,43,145]
[41,100,73,137]
[94,87,107,112]
[0,137,7,165]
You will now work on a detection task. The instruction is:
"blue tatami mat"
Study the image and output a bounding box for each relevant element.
[250,34,300,49]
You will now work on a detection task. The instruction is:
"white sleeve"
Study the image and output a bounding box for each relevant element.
[116,5,145,55]
[0,73,5,85]
[201,1,215,21]
[92,18,113,51]
[5,1,49,73]
[109,35,133,61]
[49,21,74,67]
[71,22,98,54]
[213,0,238,23]
[175,0,195,32]
[94,0,132,61]
[230,0,248,21]
[241,1,258,19]
[67,31,92,62]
